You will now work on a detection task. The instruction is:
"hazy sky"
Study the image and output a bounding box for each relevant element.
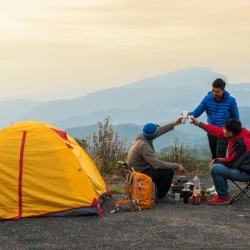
[1,0,250,101]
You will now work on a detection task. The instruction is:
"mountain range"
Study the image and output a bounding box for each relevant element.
[65,106,250,151]
[1,67,249,151]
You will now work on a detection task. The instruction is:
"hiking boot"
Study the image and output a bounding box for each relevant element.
[156,195,176,204]
[206,185,215,194]
[208,195,230,205]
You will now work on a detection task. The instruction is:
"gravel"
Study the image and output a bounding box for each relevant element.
[1,173,250,250]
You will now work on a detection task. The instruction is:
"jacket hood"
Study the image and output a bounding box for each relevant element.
[234,127,250,140]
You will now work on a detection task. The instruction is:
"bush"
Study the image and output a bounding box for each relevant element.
[85,116,128,174]
[158,139,210,174]
[74,138,88,150]
[75,119,211,177]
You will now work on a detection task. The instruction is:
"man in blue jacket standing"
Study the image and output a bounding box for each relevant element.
[188,78,240,194]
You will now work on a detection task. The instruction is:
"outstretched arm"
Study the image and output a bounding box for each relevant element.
[191,116,200,126]
[173,116,183,126]
[191,116,224,137]
[189,96,206,118]
[157,116,183,137]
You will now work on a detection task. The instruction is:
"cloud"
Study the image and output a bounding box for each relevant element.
[1,0,250,45]
[0,0,250,99]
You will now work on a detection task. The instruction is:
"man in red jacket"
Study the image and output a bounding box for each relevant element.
[191,117,250,204]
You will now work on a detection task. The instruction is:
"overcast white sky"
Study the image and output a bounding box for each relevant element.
[1,0,250,101]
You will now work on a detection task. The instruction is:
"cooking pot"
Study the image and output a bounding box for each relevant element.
[177,176,188,184]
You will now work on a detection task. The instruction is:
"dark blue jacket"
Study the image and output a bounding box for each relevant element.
[189,91,239,127]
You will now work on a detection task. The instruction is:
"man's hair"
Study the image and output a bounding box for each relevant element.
[224,118,242,136]
[212,78,226,90]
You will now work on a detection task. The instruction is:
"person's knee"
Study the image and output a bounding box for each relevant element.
[168,169,174,178]
[210,164,217,175]
[161,169,174,180]
[210,164,225,176]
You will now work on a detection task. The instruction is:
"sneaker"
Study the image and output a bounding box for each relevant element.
[156,195,176,204]
[208,195,231,205]
[206,185,215,194]
[210,194,219,199]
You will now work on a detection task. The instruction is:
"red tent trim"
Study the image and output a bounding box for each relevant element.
[13,131,27,220]
[50,128,68,141]
[50,128,72,148]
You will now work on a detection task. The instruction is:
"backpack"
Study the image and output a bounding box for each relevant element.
[111,170,154,213]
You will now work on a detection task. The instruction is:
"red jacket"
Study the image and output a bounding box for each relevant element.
[199,122,250,173]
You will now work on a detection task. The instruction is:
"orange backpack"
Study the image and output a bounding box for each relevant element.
[111,170,154,213]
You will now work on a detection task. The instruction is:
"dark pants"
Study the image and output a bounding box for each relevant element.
[207,133,228,159]
[142,167,174,198]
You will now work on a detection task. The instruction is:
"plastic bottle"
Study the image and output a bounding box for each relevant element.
[193,175,201,194]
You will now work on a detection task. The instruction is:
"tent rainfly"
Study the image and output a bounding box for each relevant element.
[0,121,111,220]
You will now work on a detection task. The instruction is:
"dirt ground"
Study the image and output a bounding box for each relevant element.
[1,173,250,250]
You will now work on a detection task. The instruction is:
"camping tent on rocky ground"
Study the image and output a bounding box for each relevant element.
[0,121,111,220]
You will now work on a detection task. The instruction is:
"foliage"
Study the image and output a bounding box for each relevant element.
[158,139,210,173]
[158,139,191,164]
[109,185,125,194]
[160,144,211,161]
[190,147,211,160]
[66,121,210,152]
[75,117,211,177]
[74,138,88,150]
[85,116,128,174]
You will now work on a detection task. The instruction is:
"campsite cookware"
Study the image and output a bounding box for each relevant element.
[177,176,188,184]
[183,190,189,204]
[190,193,200,205]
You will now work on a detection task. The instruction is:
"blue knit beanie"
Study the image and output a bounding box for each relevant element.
[143,123,159,140]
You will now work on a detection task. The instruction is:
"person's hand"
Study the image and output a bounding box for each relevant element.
[173,116,183,126]
[177,164,185,174]
[191,116,200,126]
[208,159,214,169]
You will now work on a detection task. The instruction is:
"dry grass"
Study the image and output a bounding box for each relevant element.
[85,116,128,174]
[109,185,125,194]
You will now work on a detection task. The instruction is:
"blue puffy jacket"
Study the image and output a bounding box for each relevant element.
[189,91,239,127]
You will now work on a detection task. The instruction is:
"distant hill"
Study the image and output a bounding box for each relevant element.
[0,99,44,128]
[65,118,209,152]
[123,67,225,89]
[65,106,250,152]
[0,67,250,131]
[19,68,250,129]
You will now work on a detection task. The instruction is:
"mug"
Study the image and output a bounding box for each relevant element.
[181,111,188,124]
[190,193,200,205]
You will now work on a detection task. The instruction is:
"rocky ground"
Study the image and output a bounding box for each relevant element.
[1,173,250,250]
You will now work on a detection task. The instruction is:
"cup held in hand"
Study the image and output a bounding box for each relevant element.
[188,115,194,123]
[181,111,188,124]
[181,116,186,124]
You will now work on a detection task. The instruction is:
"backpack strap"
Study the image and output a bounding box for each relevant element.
[136,164,151,173]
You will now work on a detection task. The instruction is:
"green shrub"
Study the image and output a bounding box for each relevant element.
[158,138,210,174]
[74,138,88,150]
[85,116,128,174]
[75,118,211,177]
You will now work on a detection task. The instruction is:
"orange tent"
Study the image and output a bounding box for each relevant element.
[0,121,111,220]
